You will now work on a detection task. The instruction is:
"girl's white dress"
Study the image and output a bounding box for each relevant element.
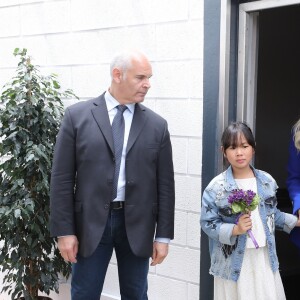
[214,177,286,300]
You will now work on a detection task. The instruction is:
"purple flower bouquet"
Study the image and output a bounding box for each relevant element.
[228,189,260,249]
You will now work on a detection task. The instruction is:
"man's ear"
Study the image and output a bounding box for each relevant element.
[112,68,122,83]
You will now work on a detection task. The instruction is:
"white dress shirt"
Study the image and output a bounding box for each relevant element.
[105,91,135,202]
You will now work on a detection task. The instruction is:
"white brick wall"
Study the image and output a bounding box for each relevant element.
[0,1,204,299]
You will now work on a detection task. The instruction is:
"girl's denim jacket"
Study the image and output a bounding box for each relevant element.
[200,166,298,282]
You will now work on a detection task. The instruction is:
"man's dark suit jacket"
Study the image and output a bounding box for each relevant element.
[50,93,175,258]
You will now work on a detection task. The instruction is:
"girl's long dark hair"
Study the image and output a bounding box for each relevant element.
[221,121,256,151]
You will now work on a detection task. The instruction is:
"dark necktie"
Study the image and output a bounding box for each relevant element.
[112,105,127,200]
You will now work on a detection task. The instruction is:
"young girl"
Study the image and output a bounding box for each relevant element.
[200,121,300,300]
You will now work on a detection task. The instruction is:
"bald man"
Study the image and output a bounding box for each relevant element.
[50,50,175,300]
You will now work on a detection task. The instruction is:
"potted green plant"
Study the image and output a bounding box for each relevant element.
[0,48,77,300]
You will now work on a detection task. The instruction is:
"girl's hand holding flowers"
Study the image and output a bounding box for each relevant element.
[228,189,260,248]
[232,213,252,236]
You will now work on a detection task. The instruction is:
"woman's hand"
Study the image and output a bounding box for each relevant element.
[232,213,252,236]
[296,209,300,227]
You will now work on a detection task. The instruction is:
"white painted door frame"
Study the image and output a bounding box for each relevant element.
[236,0,300,130]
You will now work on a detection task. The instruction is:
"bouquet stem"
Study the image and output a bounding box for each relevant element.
[247,229,259,249]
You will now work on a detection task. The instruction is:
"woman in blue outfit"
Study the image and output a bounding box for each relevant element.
[201,121,300,300]
[287,119,300,252]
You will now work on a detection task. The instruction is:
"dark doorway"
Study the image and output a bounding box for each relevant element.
[255,5,300,300]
